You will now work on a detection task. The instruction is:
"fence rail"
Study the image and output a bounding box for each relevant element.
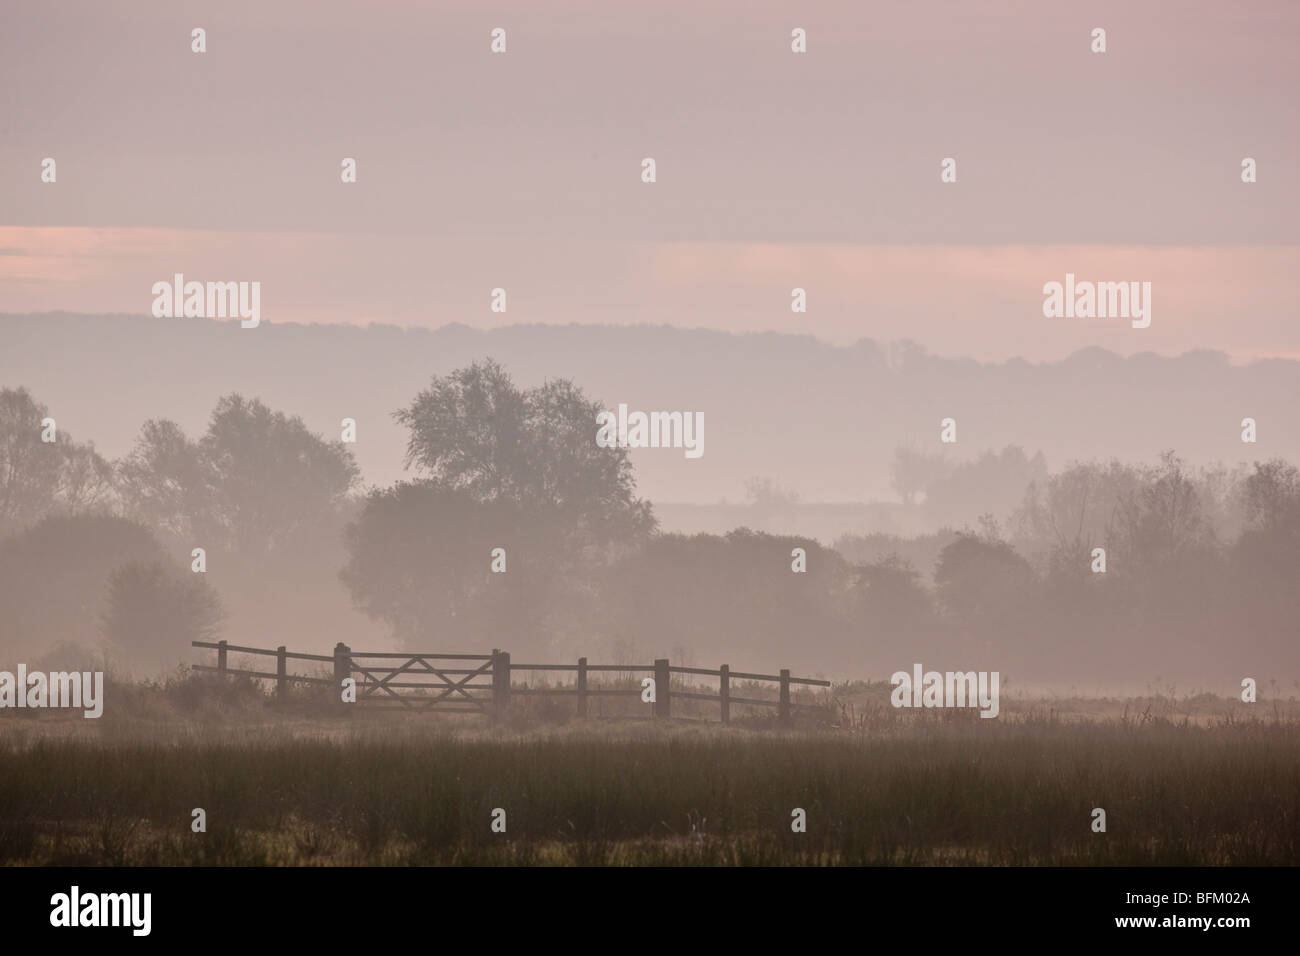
[191,641,832,726]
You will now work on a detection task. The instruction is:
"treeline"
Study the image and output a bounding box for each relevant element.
[0,388,369,673]
[1,362,1297,683]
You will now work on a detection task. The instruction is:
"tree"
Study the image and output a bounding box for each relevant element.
[744,477,800,508]
[202,395,360,552]
[743,477,801,530]
[345,361,660,655]
[118,394,360,553]
[1233,459,1300,579]
[1241,459,1300,533]
[889,446,951,506]
[921,445,1048,528]
[0,387,113,538]
[1112,451,1209,567]
[394,360,655,545]
[0,514,169,663]
[116,419,212,542]
[597,529,855,673]
[0,387,62,535]
[340,482,554,649]
[56,441,116,513]
[1231,459,1300,667]
[1012,459,1141,572]
[116,396,366,655]
[101,561,224,671]
[933,528,1037,655]
[851,553,938,665]
[343,362,658,652]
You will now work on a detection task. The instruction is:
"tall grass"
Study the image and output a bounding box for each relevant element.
[1,713,1297,865]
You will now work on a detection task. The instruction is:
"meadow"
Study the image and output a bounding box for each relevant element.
[1,676,1297,866]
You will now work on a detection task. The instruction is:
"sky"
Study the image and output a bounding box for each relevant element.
[1,0,1298,360]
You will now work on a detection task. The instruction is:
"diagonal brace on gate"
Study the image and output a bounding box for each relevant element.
[416,658,493,710]
[351,656,493,710]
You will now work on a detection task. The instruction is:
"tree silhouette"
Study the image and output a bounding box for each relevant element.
[101,560,224,671]
[341,482,553,650]
[395,360,655,545]
[0,387,113,538]
[934,529,1037,655]
[118,394,360,553]
[0,514,168,662]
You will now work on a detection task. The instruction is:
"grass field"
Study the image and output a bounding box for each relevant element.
[2,679,1297,866]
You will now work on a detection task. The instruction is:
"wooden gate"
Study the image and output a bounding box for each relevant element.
[191,641,831,724]
[345,650,496,712]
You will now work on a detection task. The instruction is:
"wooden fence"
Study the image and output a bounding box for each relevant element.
[191,641,832,726]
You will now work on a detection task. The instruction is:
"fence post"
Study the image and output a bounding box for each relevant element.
[217,639,228,677]
[333,642,351,711]
[779,669,791,728]
[654,658,670,719]
[719,664,730,725]
[492,650,511,722]
[577,657,588,719]
[276,645,287,703]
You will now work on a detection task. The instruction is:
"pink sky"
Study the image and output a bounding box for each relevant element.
[1,227,1297,361]
[2,0,1297,361]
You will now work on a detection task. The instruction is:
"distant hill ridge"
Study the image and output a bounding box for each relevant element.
[2,312,1295,507]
